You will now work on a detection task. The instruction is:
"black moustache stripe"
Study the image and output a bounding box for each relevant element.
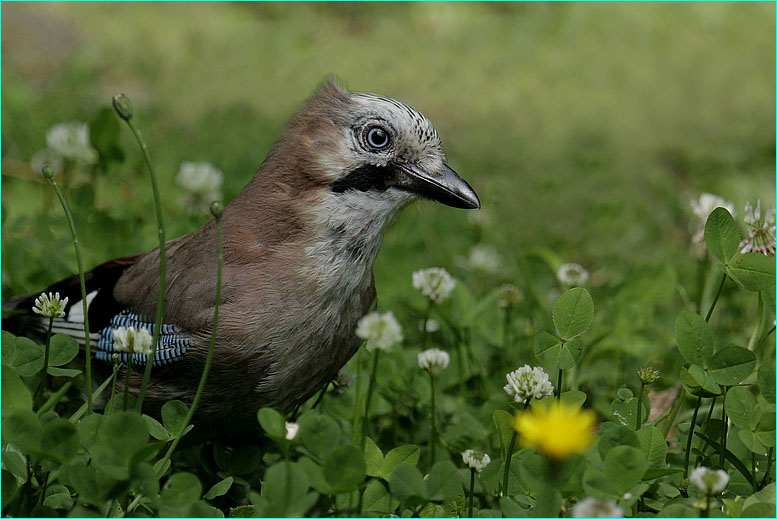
[331,164,395,193]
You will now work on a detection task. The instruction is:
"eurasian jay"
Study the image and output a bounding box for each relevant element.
[3,80,480,435]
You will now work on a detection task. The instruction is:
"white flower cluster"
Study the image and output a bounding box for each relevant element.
[285,421,299,440]
[355,311,403,352]
[740,200,776,256]
[690,466,730,494]
[112,326,153,355]
[504,365,554,403]
[557,262,590,286]
[461,449,491,472]
[176,161,224,215]
[417,348,450,376]
[418,318,440,333]
[47,122,99,165]
[32,291,69,319]
[412,267,456,304]
[572,498,624,518]
[465,245,502,274]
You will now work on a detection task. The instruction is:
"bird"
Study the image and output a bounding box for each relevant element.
[3,79,480,436]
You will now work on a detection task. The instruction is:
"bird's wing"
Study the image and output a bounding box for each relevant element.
[3,241,198,368]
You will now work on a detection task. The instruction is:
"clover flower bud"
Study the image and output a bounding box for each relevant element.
[112,93,134,121]
[498,284,523,308]
[417,348,450,376]
[461,449,490,472]
[285,421,299,440]
[504,365,554,403]
[112,326,153,355]
[412,267,456,304]
[637,366,660,385]
[572,498,624,518]
[356,311,403,352]
[690,466,730,494]
[32,291,68,318]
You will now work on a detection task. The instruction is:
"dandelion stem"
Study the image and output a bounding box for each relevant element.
[556,368,563,396]
[468,468,475,518]
[121,117,167,414]
[161,208,223,467]
[45,172,93,413]
[351,346,365,445]
[502,430,517,497]
[684,394,703,479]
[362,350,380,450]
[704,273,726,322]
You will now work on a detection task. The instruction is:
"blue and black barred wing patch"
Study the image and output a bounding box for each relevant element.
[95,309,194,367]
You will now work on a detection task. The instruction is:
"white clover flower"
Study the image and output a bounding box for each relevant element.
[461,449,491,472]
[285,421,299,440]
[355,311,403,352]
[557,263,590,286]
[572,498,624,518]
[637,366,660,384]
[176,161,224,214]
[740,200,776,256]
[412,267,456,304]
[46,121,98,165]
[417,348,450,376]
[465,244,502,274]
[498,284,523,308]
[30,148,64,177]
[32,291,69,319]
[690,467,730,494]
[112,326,154,355]
[690,193,736,223]
[503,365,554,403]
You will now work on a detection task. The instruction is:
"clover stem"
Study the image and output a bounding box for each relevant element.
[468,468,476,518]
[429,371,437,465]
[684,394,703,478]
[704,273,726,322]
[362,349,380,450]
[502,430,517,497]
[34,316,54,407]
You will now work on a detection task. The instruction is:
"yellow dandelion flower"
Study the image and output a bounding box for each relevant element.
[513,401,596,459]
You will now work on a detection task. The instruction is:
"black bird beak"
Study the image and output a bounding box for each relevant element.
[393,162,481,209]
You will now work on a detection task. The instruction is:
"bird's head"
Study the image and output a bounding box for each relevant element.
[270,80,480,214]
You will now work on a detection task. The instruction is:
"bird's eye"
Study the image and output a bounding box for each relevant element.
[366,126,390,150]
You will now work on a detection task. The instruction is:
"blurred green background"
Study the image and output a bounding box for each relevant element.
[2,2,774,320]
